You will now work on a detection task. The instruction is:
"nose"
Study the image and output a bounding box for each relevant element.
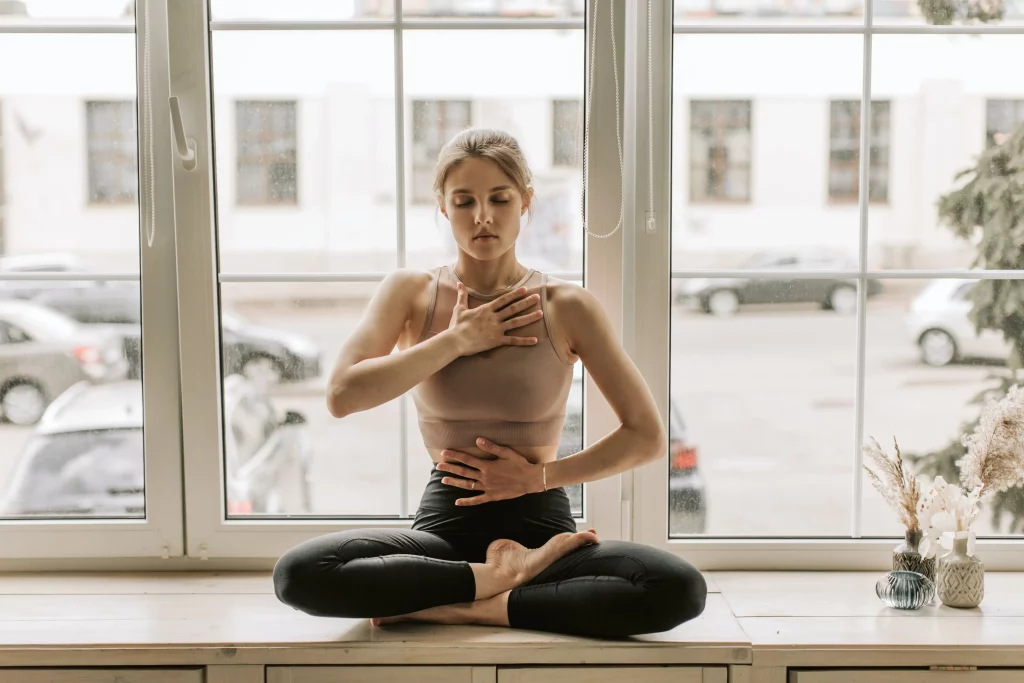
[474,204,493,226]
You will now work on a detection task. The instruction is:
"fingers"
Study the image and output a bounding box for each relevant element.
[488,286,530,311]
[441,476,478,490]
[501,309,544,331]
[442,449,484,465]
[500,293,541,319]
[474,438,516,459]
[455,282,468,309]
[456,495,491,506]
[502,335,539,346]
[436,460,479,479]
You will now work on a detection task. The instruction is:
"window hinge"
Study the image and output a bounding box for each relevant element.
[160,545,170,560]
[198,543,209,561]
[930,666,977,672]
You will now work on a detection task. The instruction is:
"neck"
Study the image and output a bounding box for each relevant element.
[453,253,524,294]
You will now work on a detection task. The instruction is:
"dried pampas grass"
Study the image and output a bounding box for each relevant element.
[959,383,1024,495]
[863,436,921,531]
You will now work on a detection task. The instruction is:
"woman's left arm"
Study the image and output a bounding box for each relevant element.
[544,284,666,489]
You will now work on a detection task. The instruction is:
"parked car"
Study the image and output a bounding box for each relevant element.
[0,374,313,517]
[675,248,883,316]
[0,253,105,300]
[0,300,129,425]
[31,287,320,386]
[557,364,707,534]
[906,279,1010,367]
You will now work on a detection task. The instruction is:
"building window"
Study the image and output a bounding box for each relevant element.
[235,101,298,205]
[552,99,582,167]
[411,100,471,203]
[689,100,751,202]
[86,100,138,204]
[828,100,890,203]
[986,99,1024,147]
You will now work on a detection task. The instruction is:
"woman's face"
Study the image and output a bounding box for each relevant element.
[439,156,531,261]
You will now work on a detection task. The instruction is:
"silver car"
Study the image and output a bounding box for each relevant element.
[907,279,1010,367]
[0,300,128,425]
[0,374,313,517]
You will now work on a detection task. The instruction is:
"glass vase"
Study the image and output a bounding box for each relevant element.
[876,570,935,610]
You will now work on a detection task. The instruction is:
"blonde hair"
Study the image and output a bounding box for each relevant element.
[432,128,534,210]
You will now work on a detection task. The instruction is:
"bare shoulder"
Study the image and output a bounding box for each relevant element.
[544,276,605,360]
[380,268,439,348]
[545,276,601,321]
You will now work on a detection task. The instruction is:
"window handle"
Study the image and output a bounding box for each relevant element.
[168,96,197,171]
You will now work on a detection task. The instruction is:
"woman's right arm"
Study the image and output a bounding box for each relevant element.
[327,270,544,418]
[326,270,459,418]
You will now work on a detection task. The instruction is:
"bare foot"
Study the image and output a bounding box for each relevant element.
[484,529,598,592]
[371,592,512,628]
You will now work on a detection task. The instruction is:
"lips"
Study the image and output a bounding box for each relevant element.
[473,234,497,240]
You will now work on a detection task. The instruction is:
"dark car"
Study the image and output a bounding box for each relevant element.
[557,364,707,534]
[0,374,313,517]
[675,248,883,316]
[31,287,321,386]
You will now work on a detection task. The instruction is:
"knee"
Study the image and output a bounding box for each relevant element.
[272,546,318,613]
[654,561,708,628]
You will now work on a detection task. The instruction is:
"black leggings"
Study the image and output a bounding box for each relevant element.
[273,467,707,639]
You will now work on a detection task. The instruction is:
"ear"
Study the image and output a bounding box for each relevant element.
[437,196,448,219]
[521,187,534,216]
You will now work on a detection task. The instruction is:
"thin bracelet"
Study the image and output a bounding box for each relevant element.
[542,462,547,492]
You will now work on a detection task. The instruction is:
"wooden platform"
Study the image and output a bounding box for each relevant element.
[0,571,1022,682]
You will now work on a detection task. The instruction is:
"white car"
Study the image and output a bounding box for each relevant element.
[907,279,1009,367]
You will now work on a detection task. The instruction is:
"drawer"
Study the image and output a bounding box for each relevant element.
[267,667,489,683]
[0,670,203,683]
[499,667,714,683]
[790,671,1023,683]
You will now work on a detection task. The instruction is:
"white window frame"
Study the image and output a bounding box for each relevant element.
[0,2,185,563]
[631,0,1024,570]
[172,0,628,560]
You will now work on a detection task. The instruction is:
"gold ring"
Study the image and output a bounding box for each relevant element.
[471,481,476,490]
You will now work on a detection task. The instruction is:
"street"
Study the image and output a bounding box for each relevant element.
[0,288,1011,537]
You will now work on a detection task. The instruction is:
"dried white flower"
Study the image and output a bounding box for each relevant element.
[917,475,984,558]
[959,384,1024,494]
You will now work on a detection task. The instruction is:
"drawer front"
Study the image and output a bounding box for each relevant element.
[790,671,1024,683]
[498,667,709,683]
[0,670,203,683]
[267,667,490,683]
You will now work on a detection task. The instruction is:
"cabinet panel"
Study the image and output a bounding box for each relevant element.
[790,671,1024,683]
[267,667,491,683]
[0,671,202,683]
[498,667,705,683]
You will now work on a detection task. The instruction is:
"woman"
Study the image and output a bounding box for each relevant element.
[273,128,707,639]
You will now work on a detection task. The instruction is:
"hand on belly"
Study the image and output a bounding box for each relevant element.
[431,437,555,506]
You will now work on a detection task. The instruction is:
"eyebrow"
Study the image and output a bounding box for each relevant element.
[451,185,512,194]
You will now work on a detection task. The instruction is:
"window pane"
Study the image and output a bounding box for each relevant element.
[552,100,581,168]
[862,278,1022,537]
[869,35,1024,270]
[673,35,863,271]
[210,1,393,20]
[210,31,397,273]
[674,0,865,24]
[0,30,145,518]
[403,0,584,18]
[0,285,142,518]
[670,277,860,536]
[403,30,584,273]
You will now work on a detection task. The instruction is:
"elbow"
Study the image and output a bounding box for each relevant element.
[326,380,354,418]
[641,421,668,465]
